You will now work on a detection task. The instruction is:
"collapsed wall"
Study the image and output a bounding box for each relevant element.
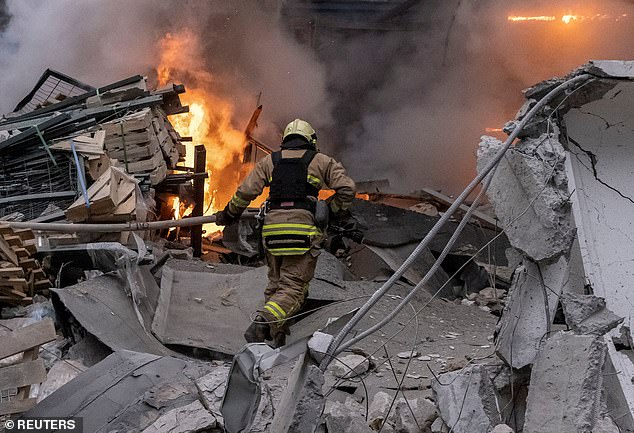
[433,60,634,433]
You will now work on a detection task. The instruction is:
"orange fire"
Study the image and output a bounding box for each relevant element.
[508,13,629,24]
[157,31,249,235]
[508,15,556,22]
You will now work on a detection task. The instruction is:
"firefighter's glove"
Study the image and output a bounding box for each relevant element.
[329,207,352,226]
[214,208,238,226]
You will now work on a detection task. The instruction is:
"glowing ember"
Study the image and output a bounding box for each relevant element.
[508,13,630,24]
[485,127,504,132]
[507,15,556,22]
[561,14,578,24]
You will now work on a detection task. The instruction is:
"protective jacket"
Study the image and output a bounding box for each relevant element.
[227,148,356,256]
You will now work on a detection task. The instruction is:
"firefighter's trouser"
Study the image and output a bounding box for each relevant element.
[261,249,319,334]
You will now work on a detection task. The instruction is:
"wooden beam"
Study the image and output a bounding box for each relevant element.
[191,145,206,258]
[0,398,37,416]
[0,319,56,360]
[0,359,47,388]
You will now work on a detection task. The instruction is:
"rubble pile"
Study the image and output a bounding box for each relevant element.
[429,60,634,433]
[1,60,633,433]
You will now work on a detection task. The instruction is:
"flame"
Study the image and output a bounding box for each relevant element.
[508,13,629,24]
[508,15,556,22]
[157,31,250,237]
[485,127,504,132]
[561,14,578,24]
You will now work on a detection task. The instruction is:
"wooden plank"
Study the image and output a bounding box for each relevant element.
[0,359,46,388]
[0,267,24,278]
[0,236,18,265]
[34,280,51,290]
[3,235,21,247]
[0,277,27,290]
[0,224,13,236]
[0,296,32,305]
[107,139,160,161]
[18,258,37,270]
[0,286,27,298]
[12,229,35,241]
[101,108,153,135]
[22,240,37,256]
[11,248,29,259]
[16,347,39,400]
[0,398,36,416]
[0,319,56,360]
[104,129,153,148]
[126,151,163,173]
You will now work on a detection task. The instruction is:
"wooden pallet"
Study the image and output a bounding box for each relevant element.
[0,319,56,417]
[0,225,51,305]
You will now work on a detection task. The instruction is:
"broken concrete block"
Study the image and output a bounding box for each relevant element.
[368,391,392,430]
[477,134,574,261]
[592,415,620,433]
[329,354,370,379]
[270,354,325,433]
[431,365,500,433]
[324,398,373,433]
[431,417,449,433]
[560,293,623,335]
[308,331,333,363]
[491,425,514,433]
[140,400,217,433]
[584,60,634,79]
[523,332,607,433]
[195,365,230,428]
[495,256,569,368]
[390,397,438,433]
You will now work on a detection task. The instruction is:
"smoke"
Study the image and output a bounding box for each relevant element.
[1,0,633,195]
[0,0,10,32]
[320,0,634,194]
[0,1,330,132]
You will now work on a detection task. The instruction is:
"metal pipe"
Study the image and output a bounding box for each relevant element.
[3,215,217,233]
[320,73,592,369]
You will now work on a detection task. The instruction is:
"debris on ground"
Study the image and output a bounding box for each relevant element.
[1,60,633,433]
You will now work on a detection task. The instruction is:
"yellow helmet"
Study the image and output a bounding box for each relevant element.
[282,119,317,147]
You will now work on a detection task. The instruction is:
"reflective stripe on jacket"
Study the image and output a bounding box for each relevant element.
[226,148,356,255]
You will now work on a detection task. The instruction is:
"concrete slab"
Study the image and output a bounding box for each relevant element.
[477,134,574,261]
[351,199,510,264]
[585,60,634,78]
[560,293,623,335]
[151,262,261,356]
[26,350,217,432]
[151,258,362,356]
[52,275,176,356]
[431,365,500,433]
[564,79,634,429]
[523,332,607,433]
[495,256,570,368]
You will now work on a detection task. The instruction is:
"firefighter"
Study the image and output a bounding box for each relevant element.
[214,119,356,347]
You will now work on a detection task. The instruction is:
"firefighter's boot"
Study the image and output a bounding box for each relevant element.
[244,315,271,343]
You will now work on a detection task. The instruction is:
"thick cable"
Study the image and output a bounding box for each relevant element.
[320,73,592,369]
[334,171,493,356]
[3,214,217,233]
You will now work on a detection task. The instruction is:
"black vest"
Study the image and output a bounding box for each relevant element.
[268,150,318,211]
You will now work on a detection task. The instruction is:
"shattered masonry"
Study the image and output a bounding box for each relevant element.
[2,60,634,433]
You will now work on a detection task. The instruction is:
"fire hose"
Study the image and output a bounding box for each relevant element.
[2,214,217,233]
[319,73,593,369]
